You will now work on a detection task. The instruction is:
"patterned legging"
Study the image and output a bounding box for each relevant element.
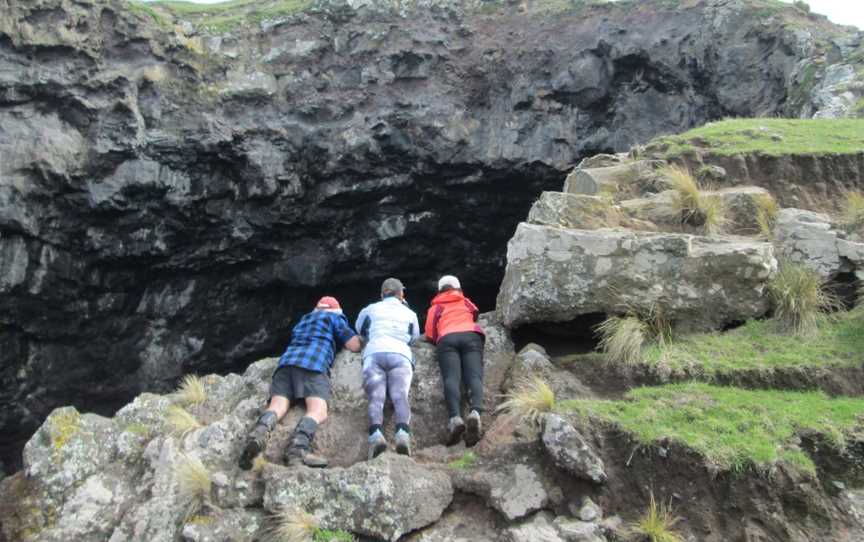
[362,352,413,427]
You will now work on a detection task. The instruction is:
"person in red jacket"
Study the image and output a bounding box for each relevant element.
[424,275,485,446]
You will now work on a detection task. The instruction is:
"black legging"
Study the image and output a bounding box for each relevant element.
[436,331,485,418]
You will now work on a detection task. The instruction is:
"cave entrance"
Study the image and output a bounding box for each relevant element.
[826,271,860,310]
[511,312,607,357]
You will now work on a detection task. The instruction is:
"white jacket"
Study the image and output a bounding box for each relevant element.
[355,297,420,365]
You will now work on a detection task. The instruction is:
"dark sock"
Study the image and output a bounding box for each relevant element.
[292,416,318,450]
[396,423,410,434]
[369,424,383,436]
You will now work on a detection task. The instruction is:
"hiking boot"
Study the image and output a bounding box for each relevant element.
[395,429,411,456]
[446,416,465,446]
[286,446,329,468]
[368,429,388,460]
[465,410,482,447]
[239,426,268,470]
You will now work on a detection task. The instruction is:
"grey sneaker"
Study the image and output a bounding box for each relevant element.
[395,429,411,456]
[465,410,482,447]
[368,430,388,460]
[446,416,466,446]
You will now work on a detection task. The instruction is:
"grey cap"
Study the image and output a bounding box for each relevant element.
[381,277,405,296]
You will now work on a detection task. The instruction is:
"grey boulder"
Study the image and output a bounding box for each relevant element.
[263,453,453,541]
[541,414,606,484]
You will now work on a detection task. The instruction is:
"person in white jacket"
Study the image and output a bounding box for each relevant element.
[355,277,420,459]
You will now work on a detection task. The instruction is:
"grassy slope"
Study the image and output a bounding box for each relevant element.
[642,311,864,375]
[146,0,313,32]
[646,118,864,158]
[561,383,864,475]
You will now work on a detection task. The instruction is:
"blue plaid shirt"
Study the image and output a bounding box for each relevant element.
[278,310,356,373]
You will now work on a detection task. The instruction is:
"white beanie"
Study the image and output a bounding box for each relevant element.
[437,275,461,291]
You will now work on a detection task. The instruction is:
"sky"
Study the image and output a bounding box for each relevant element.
[148,0,863,29]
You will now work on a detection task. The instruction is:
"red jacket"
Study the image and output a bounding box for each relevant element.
[424,290,484,344]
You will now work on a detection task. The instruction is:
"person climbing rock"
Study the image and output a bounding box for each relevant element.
[423,275,486,446]
[356,278,421,459]
[239,296,361,470]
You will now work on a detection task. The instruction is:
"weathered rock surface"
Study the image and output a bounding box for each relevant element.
[528,192,619,230]
[497,223,777,331]
[541,414,606,484]
[774,208,864,279]
[453,461,549,521]
[264,454,453,541]
[1,0,861,472]
[564,161,663,197]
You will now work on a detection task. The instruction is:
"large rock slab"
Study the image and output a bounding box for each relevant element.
[497,223,776,331]
[774,208,864,279]
[263,454,453,541]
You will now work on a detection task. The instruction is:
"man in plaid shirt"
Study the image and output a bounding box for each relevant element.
[239,296,361,469]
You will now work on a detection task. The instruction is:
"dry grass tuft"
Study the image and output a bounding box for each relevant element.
[175,453,212,521]
[661,165,726,234]
[596,301,672,365]
[252,454,269,473]
[175,374,207,406]
[842,191,864,231]
[266,507,319,542]
[596,316,647,365]
[754,193,780,238]
[768,263,841,336]
[496,376,555,424]
[165,404,202,437]
[630,492,684,542]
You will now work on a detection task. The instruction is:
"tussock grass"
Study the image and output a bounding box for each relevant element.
[175,374,207,406]
[596,302,672,365]
[661,166,725,234]
[175,453,212,520]
[497,376,555,424]
[754,193,780,238]
[768,264,841,335]
[630,492,683,542]
[842,191,864,231]
[562,383,864,475]
[153,0,314,32]
[596,316,647,365]
[165,405,202,436]
[266,507,318,542]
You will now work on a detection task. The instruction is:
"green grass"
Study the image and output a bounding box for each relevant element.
[646,118,864,158]
[152,0,313,32]
[642,312,864,375]
[127,0,173,29]
[313,528,356,542]
[561,383,864,475]
[448,451,478,470]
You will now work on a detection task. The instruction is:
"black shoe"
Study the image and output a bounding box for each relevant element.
[239,428,267,470]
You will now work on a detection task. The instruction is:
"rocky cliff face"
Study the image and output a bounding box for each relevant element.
[0,0,860,472]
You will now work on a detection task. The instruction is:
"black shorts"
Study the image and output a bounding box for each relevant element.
[270,365,331,402]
